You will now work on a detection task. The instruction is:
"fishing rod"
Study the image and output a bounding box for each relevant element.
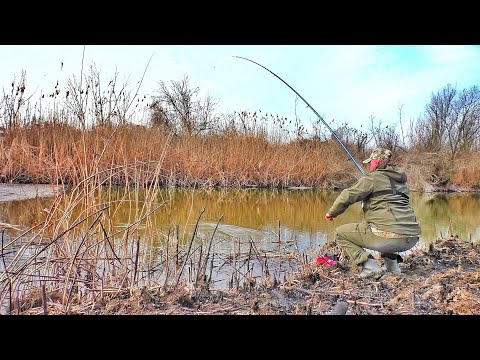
[233,56,366,176]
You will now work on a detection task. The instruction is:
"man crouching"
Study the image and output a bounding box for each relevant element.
[325,148,421,279]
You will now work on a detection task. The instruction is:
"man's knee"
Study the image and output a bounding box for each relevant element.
[334,230,350,247]
[334,223,358,245]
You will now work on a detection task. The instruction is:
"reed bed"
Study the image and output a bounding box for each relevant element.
[0,123,363,189]
[3,122,480,191]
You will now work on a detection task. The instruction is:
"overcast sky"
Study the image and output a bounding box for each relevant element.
[1,45,480,132]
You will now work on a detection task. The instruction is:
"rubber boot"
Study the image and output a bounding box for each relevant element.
[383,256,401,274]
[359,256,383,279]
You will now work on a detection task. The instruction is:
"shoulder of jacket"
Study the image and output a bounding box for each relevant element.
[362,173,377,181]
[370,170,391,178]
[352,174,374,189]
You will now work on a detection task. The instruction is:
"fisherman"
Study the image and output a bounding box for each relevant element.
[325,148,421,279]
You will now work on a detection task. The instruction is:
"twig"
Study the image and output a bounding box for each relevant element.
[62,209,107,307]
[79,45,86,127]
[194,244,203,287]
[9,205,109,280]
[201,213,223,278]
[1,230,13,314]
[248,237,264,275]
[346,299,383,307]
[42,285,48,315]
[164,226,171,287]
[174,208,205,287]
[132,237,141,285]
[125,53,154,114]
[208,253,214,285]
[100,221,121,263]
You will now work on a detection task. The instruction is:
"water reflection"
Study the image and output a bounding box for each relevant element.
[1,188,480,250]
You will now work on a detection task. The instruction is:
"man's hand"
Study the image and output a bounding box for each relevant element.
[325,213,334,221]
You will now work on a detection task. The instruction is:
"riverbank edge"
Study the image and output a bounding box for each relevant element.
[2,180,480,194]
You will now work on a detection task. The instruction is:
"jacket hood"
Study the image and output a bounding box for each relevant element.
[374,163,407,183]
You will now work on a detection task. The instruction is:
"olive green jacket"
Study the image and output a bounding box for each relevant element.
[328,163,421,235]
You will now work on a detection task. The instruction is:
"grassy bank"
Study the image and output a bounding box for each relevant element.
[0,123,362,188]
[1,123,480,191]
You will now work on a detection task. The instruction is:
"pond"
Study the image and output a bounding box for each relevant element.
[1,185,480,302]
[1,186,479,251]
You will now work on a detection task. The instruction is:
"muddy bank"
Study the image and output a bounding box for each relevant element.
[19,236,480,315]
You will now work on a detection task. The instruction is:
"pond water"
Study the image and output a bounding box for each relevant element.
[1,185,480,300]
[1,186,480,250]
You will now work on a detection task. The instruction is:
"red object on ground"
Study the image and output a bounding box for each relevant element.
[316,256,337,266]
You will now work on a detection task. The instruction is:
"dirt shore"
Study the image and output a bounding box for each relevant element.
[19,235,479,315]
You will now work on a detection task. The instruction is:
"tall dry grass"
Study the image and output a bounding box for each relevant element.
[0,123,366,189]
[3,122,480,192]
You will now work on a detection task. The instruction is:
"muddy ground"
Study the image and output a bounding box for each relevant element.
[21,235,480,315]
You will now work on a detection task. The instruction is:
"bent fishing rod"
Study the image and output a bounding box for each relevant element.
[233,56,366,176]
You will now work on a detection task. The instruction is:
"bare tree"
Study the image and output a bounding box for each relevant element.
[446,85,480,158]
[412,83,480,159]
[64,65,135,128]
[150,75,218,136]
[1,70,27,128]
[64,74,88,128]
[368,115,400,152]
[417,84,456,152]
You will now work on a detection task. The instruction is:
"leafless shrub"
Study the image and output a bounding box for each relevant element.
[64,65,140,128]
[150,75,219,136]
[368,115,401,152]
[1,71,28,128]
[412,84,480,159]
[327,120,370,156]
